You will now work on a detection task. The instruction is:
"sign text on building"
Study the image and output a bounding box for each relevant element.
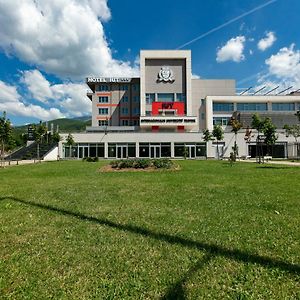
[86,77,132,83]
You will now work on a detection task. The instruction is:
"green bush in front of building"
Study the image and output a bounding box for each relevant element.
[82,157,99,162]
[109,158,173,169]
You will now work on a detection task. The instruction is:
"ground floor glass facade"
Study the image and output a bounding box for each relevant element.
[63,142,207,159]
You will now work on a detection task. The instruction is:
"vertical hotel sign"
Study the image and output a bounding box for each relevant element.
[86,77,132,83]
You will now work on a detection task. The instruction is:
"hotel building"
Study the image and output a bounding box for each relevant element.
[59,50,300,159]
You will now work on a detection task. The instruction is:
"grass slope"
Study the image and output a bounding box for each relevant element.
[0,161,299,299]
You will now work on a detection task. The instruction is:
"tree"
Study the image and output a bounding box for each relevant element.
[251,114,265,164]
[33,121,47,160]
[66,133,75,158]
[284,124,300,159]
[212,125,224,160]
[229,117,242,160]
[0,111,14,167]
[202,129,213,159]
[251,114,277,163]
[295,111,300,122]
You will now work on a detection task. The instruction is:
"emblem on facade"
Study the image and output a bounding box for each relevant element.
[158,66,175,82]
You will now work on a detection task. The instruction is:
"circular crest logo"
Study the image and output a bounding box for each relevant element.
[158,66,175,82]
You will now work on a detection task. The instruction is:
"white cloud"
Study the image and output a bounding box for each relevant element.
[255,44,300,93]
[257,31,276,51]
[51,82,91,117]
[22,70,53,103]
[216,36,246,63]
[192,74,201,79]
[21,70,90,117]
[0,0,138,79]
[0,80,64,120]
[265,44,300,79]
[0,81,21,103]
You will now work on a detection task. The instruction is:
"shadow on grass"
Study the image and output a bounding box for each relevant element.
[1,196,300,298]
[161,253,213,300]
[256,165,289,169]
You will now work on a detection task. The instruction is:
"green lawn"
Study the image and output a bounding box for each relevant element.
[0,160,300,299]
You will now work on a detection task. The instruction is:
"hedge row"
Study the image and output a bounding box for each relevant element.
[110,158,173,169]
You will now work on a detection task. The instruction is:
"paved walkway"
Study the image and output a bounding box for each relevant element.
[239,159,300,167]
[0,160,42,167]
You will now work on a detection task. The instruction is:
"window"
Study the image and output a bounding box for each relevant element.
[121,107,129,115]
[146,93,155,104]
[98,96,109,103]
[120,85,128,91]
[133,107,140,115]
[96,85,109,91]
[132,120,139,126]
[134,96,140,103]
[213,102,234,112]
[157,93,174,102]
[99,108,108,115]
[213,117,230,126]
[122,120,129,126]
[237,103,267,111]
[272,103,295,111]
[133,84,139,91]
[145,110,151,116]
[122,96,128,103]
[176,93,185,102]
[98,120,108,126]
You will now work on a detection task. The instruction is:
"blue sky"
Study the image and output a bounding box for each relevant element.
[0,0,299,125]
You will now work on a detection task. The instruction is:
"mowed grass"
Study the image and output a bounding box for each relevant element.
[0,160,300,299]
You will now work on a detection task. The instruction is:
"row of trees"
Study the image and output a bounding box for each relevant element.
[202,113,277,162]
[0,112,14,166]
[203,111,300,162]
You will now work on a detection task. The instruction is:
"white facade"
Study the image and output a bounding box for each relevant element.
[61,50,300,160]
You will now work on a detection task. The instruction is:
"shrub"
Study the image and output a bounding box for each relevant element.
[152,158,173,169]
[133,158,151,169]
[83,157,99,162]
[110,160,119,168]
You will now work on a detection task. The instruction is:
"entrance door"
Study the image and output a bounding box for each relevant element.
[117,145,128,159]
[150,145,160,158]
[78,146,89,158]
[186,145,196,159]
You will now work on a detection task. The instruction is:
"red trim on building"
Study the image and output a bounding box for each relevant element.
[96,92,112,96]
[177,125,185,132]
[152,126,159,132]
[152,102,185,116]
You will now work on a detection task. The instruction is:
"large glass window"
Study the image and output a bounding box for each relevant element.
[272,103,295,111]
[161,143,171,157]
[108,143,116,158]
[99,108,108,115]
[134,96,140,103]
[157,93,174,102]
[139,143,149,157]
[120,85,128,91]
[99,96,109,103]
[237,103,267,111]
[213,117,231,126]
[146,93,155,104]
[176,93,186,102]
[121,96,128,103]
[98,120,108,126]
[96,85,109,91]
[213,102,234,112]
[133,107,140,115]
[133,84,139,91]
[121,107,129,115]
